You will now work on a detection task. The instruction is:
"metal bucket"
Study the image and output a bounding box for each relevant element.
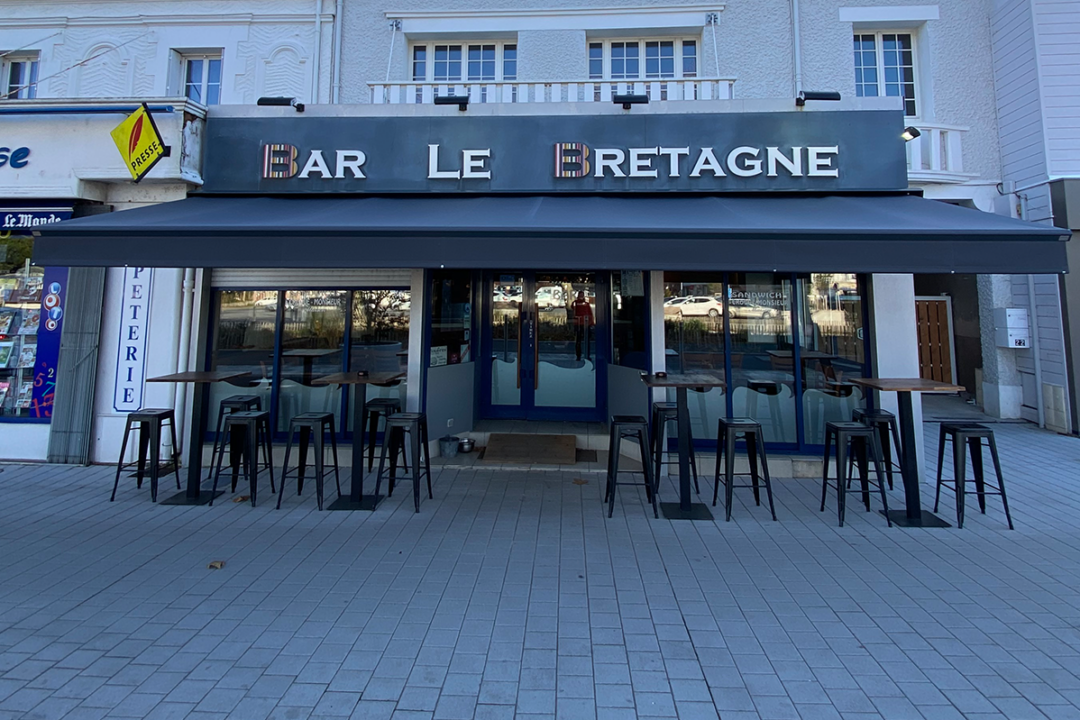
[439,435,460,458]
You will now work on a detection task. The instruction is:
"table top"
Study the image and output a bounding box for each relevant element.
[767,349,834,360]
[282,349,338,358]
[851,377,965,393]
[147,370,252,383]
[314,371,406,386]
[641,373,726,389]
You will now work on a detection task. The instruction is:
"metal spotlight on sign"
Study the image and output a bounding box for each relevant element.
[110,103,170,183]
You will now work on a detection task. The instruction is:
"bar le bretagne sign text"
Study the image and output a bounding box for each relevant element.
[259,142,840,182]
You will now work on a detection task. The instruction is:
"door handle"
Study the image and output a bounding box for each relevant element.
[516,309,523,389]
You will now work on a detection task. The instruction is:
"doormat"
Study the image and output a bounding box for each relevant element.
[480,433,577,465]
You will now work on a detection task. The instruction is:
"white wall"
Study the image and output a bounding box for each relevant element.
[0,0,327,104]
[869,274,924,480]
[990,0,1074,430]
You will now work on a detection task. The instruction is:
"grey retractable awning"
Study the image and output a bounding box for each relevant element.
[34,193,1069,273]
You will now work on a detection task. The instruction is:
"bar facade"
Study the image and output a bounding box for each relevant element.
[33,101,1068,476]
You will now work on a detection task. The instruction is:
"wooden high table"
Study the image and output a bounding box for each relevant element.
[314,371,406,511]
[146,370,252,505]
[640,373,726,520]
[282,349,338,386]
[850,377,964,527]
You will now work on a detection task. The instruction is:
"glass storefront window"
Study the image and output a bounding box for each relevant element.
[661,271,869,450]
[490,275,522,406]
[729,273,796,443]
[612,271,647,370]
[209,291,277,425]
[209,287,411,437]
[0,232,67,420]
[798,273,867,444]
[280,290,348,431]
[663,276,726,441]
[430,270,472,367]
[351,290,410,428]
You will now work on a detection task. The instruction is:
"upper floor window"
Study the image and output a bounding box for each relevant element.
[183,53,221,105]
[411,42,517,83]
[588,39,697,81]
[853,32,916,116]
[2,54,39,99]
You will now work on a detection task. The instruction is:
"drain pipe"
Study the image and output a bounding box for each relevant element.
[173,268,196,448]
[1019,193,1047,428]
[331,0,344,102]
[791,0,803,95]
[312,0,324,104]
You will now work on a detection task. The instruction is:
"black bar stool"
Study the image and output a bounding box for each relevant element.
[651,401,699,494]
[278,412,341,511]
[210,410,275,507]
[208,395,261,479]
[111,408,182,502]
[934,423,1013,529]
[713,417,776,522]
[374,412,432,513]
[605,415,657,519]
[365,397,403,472]
[820,421,891,527]
[849,408,901,490]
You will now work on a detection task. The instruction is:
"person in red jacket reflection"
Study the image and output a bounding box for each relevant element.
[571,290,594,361]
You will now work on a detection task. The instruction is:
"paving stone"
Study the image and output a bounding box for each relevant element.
[0,422,1075,720]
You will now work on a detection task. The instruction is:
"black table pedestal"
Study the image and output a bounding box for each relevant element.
[889,391,951,528]
[659,386,714,521]
[160,380,222,505]
[327,382,381,511]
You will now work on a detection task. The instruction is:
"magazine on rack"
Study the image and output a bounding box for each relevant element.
[18,309,40,335]
[17,344,36,369]
[0,342,13,368]
[0,381,9,409]
[15,381,32,409]
[0,311,15,336]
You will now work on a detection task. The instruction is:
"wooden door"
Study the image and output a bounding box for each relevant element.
[915,297,956,384]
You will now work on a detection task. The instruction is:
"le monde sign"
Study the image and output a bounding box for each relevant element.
[202,110,908,194]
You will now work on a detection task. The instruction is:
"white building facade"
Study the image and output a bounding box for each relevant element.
[3,0,1072,484]
[0,0,331,461]
[991,0,1079,435]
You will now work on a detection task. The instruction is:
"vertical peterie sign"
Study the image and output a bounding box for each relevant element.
[113,268,153,412]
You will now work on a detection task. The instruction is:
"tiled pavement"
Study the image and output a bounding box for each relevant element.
[1,421,1079,720]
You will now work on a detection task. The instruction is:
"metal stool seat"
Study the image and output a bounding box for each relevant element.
[111,408,182,502]
[651,401,699,495]
[208,394,262,480]
[278,412,341,511]
[934,423,1013,529]
[210,410,275,507]
[820,421,891,527]
[849,407,901,489]
[605,415,657,518]
[365,397,403,472]
[375,413,432,512]
[714,417,776,521]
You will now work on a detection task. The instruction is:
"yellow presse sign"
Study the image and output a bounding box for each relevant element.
[110,103,166,182]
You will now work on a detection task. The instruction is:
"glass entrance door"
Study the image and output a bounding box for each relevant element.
[483,272,604,421]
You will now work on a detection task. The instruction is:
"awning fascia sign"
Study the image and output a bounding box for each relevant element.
[201,110,910,195]
[33,194,1069,274]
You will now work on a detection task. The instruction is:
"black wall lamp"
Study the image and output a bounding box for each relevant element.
[613,93,649,110]
[901,126,922,141]
[434,94,469,111]
[257,96,305,112]
[795,90,841,106]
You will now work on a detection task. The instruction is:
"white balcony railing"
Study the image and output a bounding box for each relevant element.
[369,78,737,105]
[906,122,972,184]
